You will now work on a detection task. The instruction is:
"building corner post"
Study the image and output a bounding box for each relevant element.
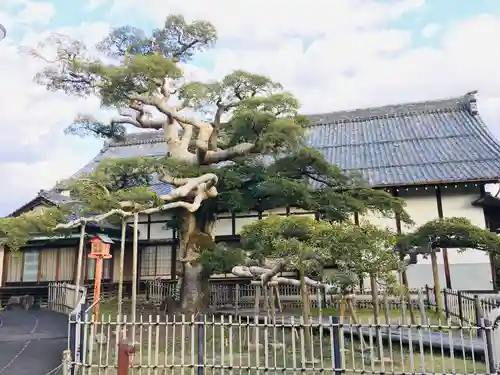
[0,245,4,287]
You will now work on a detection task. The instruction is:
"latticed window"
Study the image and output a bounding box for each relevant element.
[140,245,172,278]
[140,247,156,276]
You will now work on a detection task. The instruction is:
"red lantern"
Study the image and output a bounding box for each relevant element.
[89,234,113,259]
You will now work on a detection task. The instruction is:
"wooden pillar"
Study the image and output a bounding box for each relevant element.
[0,246,4,287]
[436,186,452,289]
[55,248,61,282]
[171,238,177,280]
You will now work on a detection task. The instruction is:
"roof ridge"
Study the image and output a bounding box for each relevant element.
[104,132,166,149]
[308,91,478,125]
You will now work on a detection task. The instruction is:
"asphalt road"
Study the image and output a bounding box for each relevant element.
[0,309,68,375]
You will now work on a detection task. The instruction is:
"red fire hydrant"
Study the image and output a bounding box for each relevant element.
[117,339,135,375]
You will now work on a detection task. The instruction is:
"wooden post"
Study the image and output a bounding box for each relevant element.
[118,220,126,319]
[370,275,384,361]
[457,291,464,324]
[252,284,261,347]
[474,295,483,337]
[443,288,449,320]
[74,224,86,307]
[430,250,443,315]
[0,246,4,287]
[234,284,240,314]
[417,289,427,325]
[131,213,138,323]
[93,257,103,322]
[382,291,390,325]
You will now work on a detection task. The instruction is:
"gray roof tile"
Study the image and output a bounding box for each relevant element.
[72,92,500,188]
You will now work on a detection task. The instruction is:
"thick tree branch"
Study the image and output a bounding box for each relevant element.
[112,103,165,129]
[158,167,190,186]
[55,172,219,230]
[208,105,224,150]
[204,142,255,164]
[158,173,218,213]
[129,92,214,153]
[232,265,336,293]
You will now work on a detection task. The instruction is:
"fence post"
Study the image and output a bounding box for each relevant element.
[457,291,464,324]
[483,318,496,374]
[235,284,240,314]
[117,339,135,375]
[331,316,342,375]
[198,314,205,375]
[79,299,88,366]
[443,289,449,320]
[68,311,77,375]
[62,350,72,375]
[424,285,431,309]
[474,295,483,337]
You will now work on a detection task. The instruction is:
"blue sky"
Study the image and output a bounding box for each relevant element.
[0,0,499,215]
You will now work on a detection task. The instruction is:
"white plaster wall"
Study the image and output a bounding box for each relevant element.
[360,187,493,291]
[214,214,233,236]
[405,263,492,291]
[401,194,440,232]
[401,187,492,290]
[440,190,489,264]
[360,211,398,231]
[234,212,260,234]
[149,222,174,240]
[126,213,150,240]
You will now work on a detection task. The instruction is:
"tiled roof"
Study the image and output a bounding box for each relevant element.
[73,92,500,188]
[308,92,500,186]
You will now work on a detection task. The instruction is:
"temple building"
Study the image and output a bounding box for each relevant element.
[2,92,500,295]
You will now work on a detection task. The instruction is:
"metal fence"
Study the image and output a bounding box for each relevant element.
[424,285,500,326]
[68,312,498,374]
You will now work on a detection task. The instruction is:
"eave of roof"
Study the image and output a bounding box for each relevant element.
[7,189,71,217]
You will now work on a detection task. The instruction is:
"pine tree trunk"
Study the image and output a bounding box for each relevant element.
[401,269,416,324]
[177,211,214,315]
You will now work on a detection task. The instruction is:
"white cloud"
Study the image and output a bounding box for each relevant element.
[110,0,426,42]
[421,23,441,38]
[0,2,110,215]
[17,1,55,24]
[0,0,55,30]
[1,0,500,215]
[86,0,107,12]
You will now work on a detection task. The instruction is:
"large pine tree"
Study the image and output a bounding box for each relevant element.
[1,15,410,314]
